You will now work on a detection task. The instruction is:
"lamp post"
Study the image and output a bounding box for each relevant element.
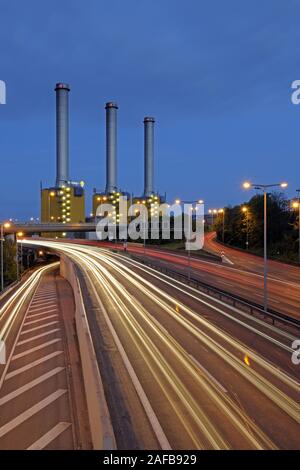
[208,208,217,226]
[16,232,24,281]
[175,199,204,280]
[242,206,249,249]
[292,190,300,264]
[1,222,11,291]
[218,209,225,242]
[243,181,288,312]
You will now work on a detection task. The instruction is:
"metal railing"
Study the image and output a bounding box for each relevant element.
[133,256,300,330]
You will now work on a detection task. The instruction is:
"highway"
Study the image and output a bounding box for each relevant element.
[0,264,91,449]
[204,232,300,282]
[56,237,300,319]
[22,240,300,449]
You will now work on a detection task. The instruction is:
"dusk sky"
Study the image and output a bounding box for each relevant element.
[0,0,300,219]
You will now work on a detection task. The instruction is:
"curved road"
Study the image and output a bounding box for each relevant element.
[23,240,300,450]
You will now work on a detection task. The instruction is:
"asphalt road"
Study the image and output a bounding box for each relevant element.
[23,240,300,450]
[0,264,91,449]
[51,236,300,319]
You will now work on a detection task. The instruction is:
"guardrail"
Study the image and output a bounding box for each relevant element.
[60,255,116,450]
[133,256,300,330]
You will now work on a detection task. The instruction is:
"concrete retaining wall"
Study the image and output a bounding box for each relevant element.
[60,255,116,450]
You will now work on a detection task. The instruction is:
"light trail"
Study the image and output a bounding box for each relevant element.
[22,240,300,449]
[0,263,59,389]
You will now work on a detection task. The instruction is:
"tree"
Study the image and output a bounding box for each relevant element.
[214,193,298,262]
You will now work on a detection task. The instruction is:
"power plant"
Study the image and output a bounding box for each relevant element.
[41,83,85,232]
[41,83,164,236]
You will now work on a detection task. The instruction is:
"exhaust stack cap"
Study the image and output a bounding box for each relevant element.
[55,83,70,91]
[105,102,118,109]
[144,116,155,123]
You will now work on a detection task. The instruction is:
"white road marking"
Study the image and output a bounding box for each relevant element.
[17,329,61,346]
[20,321,59,335]
[32,294,56,300]
[12,339,62,360]
[0,389,67,438]
[5,352,63,380]
[29,304,58,313]
[24,314,59,326]
[27,422,71,450]
[30,299,57,311]
[0,367,65,405]
[26,308,59,318]
[189,355,228,393]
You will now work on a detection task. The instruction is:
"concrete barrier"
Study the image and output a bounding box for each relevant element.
[60,255,116,450]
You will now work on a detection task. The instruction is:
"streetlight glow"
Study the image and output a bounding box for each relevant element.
[241,179,288,312]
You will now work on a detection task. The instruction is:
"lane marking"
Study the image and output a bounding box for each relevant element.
[5,352,63,380]
[31,298,57,304]
[12,339,62,360]
[26,309,59,318]
[30,301,58,308]
[24,314,59,326]
[32,294,56,300]
[29,304,58,313]
[20,321,59,335]
[0,367,65,405]
[189,355,228,393]
[0,389,67,438]
[27,422,71,450]
[84,272,172,450]
[17,329,61,346]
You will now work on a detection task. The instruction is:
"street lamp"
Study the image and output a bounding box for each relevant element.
[174,198,204,280]
[218,209,225,242]
[291,190,300,263]
[1,222,11,291]
[243,181,288,312]
[16,232,24,281]
[242,206,249,249]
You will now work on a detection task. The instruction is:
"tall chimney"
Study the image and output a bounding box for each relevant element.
[143,117,155,197]
[55,83,70,187]
[105,102,118,193]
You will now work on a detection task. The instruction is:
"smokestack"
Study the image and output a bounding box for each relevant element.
[55,83,70,187]
[143,117,155,197]
[105,102,118,193]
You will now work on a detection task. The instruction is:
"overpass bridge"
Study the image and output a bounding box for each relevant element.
[3,222,97,234]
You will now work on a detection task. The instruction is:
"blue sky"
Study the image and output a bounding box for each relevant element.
[0,0,300,219]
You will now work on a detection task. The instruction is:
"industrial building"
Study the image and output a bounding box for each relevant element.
[92,107,164,227]
[92,102,130,221]
[40,82,164,239]
[40,83,85,234]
